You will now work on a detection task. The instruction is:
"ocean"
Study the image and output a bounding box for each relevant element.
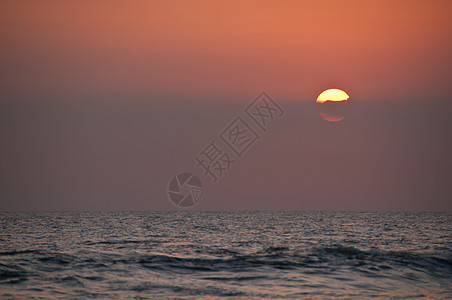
[0,212,450,299]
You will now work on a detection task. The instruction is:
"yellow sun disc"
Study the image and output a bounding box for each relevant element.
[316,89,349,103]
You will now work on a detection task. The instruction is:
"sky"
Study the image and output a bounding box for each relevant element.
[0,1,451,211]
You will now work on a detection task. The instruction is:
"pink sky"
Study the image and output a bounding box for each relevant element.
[1,1,451,101]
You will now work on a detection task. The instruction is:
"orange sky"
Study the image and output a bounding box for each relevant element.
[1,0,451,101]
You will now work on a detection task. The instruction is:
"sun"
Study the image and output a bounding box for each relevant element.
[316,88,350,122]
[316,88,349,103]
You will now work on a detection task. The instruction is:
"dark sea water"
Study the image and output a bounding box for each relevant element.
[0,212,451,299]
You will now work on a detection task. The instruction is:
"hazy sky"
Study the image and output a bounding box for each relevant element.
[1,1,451,211]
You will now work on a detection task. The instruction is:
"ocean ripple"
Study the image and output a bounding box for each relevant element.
[0,211,450,299]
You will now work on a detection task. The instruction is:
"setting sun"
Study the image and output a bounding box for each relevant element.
[316,89,350,103]
[316,88,350,122]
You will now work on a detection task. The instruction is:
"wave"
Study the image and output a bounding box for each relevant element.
[84,239,160,246]
[129,245,452,279]
[1,245,450,272]
[0,249,42,256]
[0,244,450,298]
